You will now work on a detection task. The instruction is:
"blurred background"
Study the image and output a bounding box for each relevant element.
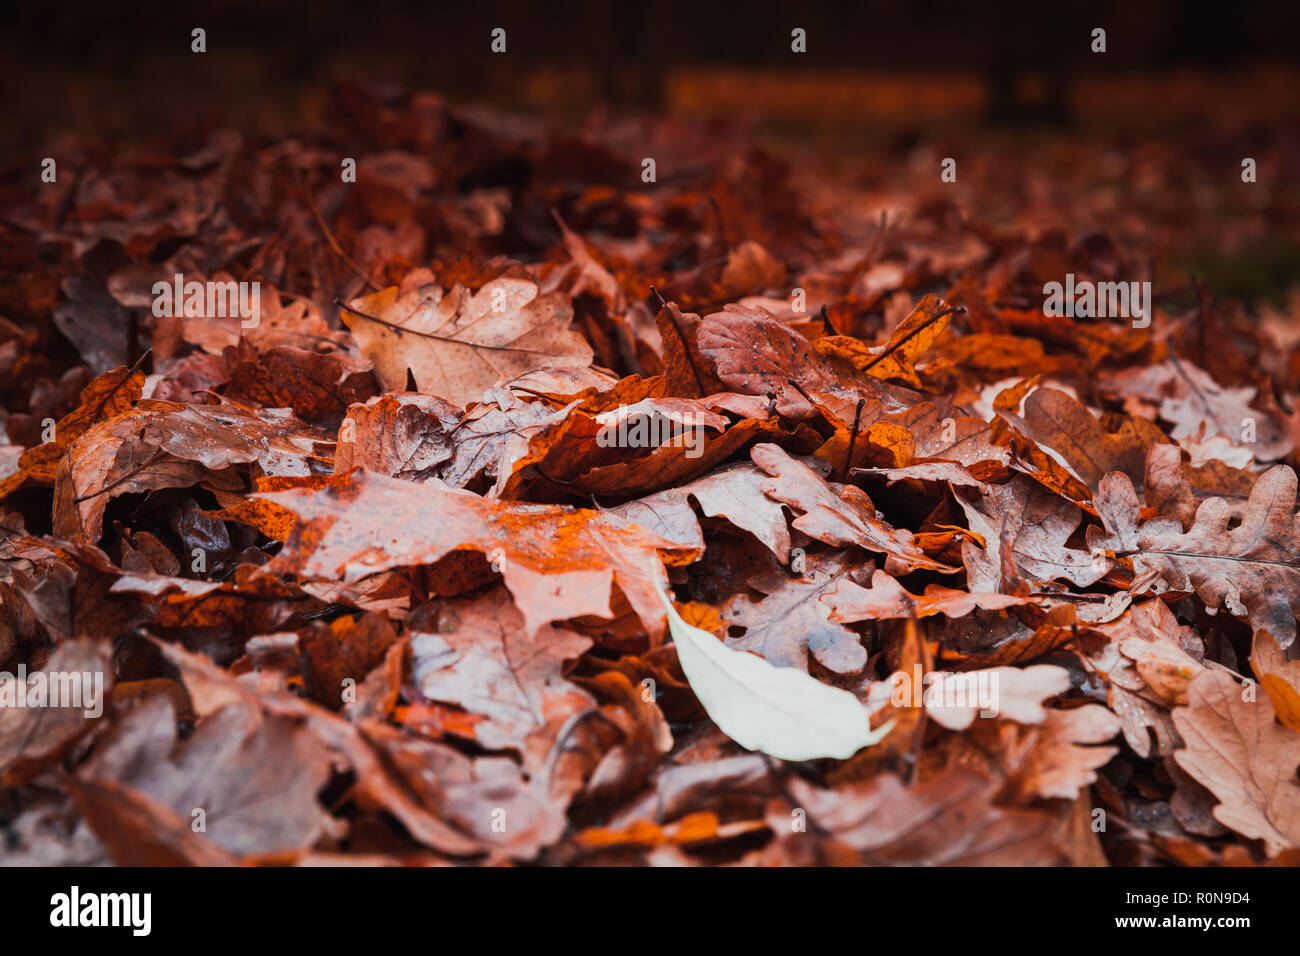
[4,0,1299,145]
[3,1,1298,305]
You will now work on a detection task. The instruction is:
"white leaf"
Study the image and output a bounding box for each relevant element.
[661,588,892,761]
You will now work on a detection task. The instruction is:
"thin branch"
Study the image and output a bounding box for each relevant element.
[707,194,728,246]
[333,299,570,357]
[819,304,839,336]
[300,169,381,293]
[71,447,168,503]
[859,305,965,373]
[841,398,866,482]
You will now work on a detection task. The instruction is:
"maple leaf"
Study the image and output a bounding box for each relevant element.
[342,271,593,406]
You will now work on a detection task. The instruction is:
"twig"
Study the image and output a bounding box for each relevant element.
[819,304,839,336]
[860,305,965,373]
[333,299,567,357]
[841,398,866,482]
[71,447,168,503]
[707,195,728,246]
[300,169,381,293]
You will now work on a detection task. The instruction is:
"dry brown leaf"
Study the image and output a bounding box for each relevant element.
[778,768,1068,865]
[1172,669,1300,854]
[343,271,593,406]
[824,568,1033,623]
[1090,464,1300,647]
[1251,629,1300,733]
[751,442,955,574]
[258,469,698,638]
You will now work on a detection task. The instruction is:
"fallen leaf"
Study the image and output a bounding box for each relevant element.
[1172,669,1300,854]
[1090,465,1300,647]
[662,587,892,761]
[258,469,698,638]
[342,271,593,406]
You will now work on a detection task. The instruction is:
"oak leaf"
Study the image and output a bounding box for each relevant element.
[342,271,593,406]
[722,551,869,674]
[777,768,1067,865]
[1172,670,1300,854]
[1251,630,1300,733]
[0,364,144,499]
[1090,465,1300,647]
[609,462,792,560]
[82,694,344,858]
[410,587,594,751]
[824,568,1033,623]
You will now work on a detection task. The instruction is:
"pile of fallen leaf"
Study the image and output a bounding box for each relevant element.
[2,84,1299,866]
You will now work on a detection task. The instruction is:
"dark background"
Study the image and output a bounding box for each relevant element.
[9,1,1300,78]
[3,0,1298,149]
